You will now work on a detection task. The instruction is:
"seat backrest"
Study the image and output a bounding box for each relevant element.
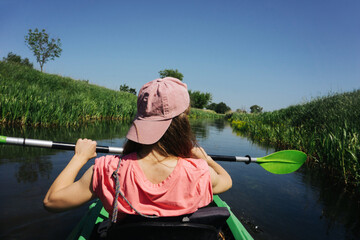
[106,207,230,240]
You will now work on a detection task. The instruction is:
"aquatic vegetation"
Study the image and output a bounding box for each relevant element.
[231,120,248,132]
[226,90,360,189]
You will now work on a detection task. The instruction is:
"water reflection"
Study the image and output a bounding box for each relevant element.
[230,124,360,239]
[2,119,222,184]
[15,157,52,183]
[298,165,360,239]
[190,119,209,139]
[231,128,276,151]
[0,120,131,183]
[209,118,226,131]
[190,118,226,140]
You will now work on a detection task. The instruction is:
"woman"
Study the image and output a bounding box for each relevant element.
[43,77,232,221]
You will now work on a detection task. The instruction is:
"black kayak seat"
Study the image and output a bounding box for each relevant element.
[95,207,230,240]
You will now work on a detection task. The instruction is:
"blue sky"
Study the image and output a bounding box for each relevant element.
[1,0,359,111]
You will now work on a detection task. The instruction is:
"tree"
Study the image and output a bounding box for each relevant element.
[24,28,62,72]
[207,103,217,111]
[120,84,137,95]
[3,52,33,68]
[236,108,247,114]
[188,90,212,109]
[159,69,184,81]
[215,102,231,114]
[207,102,231,114]
[250,105,263,113]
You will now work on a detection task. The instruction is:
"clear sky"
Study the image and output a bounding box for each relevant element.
[1,0,359,111]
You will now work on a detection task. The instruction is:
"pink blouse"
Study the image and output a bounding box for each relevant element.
[92,153,213,219]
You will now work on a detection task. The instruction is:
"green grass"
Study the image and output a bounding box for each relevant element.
[226,90,360,189]
[0,61,222,126]
[190,108,223,119]
[0,61,137,126]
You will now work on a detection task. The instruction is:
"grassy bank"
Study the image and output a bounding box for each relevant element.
[0,61,137,126]
[227,90,360,189]
[190,108,222,119]
[0,61,222,126]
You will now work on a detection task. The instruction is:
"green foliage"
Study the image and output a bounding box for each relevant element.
[0,61,137,126]
[188,90,212,109]
[24,28,62,72]
[120,84,137,95]
[3,52,33,68]
[189,108,221,119]
[207,102,231,114]
[227,90,360,189]
[159,69,184,81]
[250,104,263,113]
[236,108,247,113]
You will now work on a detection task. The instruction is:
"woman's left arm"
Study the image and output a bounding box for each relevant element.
[43,139,97,212]
[191,146,232,194]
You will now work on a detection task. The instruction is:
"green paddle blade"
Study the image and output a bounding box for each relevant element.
[256,150,307,174]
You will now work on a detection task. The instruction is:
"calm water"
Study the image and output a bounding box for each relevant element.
[0,119,359,240]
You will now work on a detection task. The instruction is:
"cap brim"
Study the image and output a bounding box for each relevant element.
[126,118,172,145]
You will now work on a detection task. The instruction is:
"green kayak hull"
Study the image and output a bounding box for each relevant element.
[67,195,253,240]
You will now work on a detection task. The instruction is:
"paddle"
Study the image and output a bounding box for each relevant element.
[211,150,306,174]
[0,135,306,174]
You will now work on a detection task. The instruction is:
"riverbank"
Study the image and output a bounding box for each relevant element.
[0,61,222,126]
[190,108,222,119]
[226,90,360,190]
[0,61,137,126]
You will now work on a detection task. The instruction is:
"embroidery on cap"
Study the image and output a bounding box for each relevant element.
[163,95,169,116]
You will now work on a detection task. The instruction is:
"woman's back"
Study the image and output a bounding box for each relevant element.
[92,153,213,220]
[137,151,178,184]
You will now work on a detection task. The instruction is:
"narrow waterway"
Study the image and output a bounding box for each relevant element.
[0,119,359,239]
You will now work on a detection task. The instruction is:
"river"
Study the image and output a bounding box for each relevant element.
[0,119,359,239]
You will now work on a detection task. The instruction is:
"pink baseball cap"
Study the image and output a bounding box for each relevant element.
[126,77,190,144]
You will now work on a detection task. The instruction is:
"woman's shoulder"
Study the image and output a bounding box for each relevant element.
[180,157,209,171]
[94,154,119,166]
[94,153,137,170]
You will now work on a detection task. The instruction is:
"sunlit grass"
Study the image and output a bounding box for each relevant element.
[190,108,222,119]
[0,61,137,126]
[226,90,360,189]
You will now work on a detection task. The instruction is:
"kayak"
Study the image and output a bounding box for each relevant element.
[67,195,253,240]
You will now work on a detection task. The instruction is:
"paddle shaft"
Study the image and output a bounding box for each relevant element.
[0,136,257,163]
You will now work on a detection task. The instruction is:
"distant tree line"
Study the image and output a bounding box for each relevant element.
[159,69,183,81]
[250,105,263,113]
[158,68,232,114]
[2,52,33,68]
[207,102,231,114]
[119,84,137,95]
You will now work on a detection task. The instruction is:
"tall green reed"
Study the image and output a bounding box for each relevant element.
[227,90,360,189]
[190,108,222,119]
[0,61,137,126]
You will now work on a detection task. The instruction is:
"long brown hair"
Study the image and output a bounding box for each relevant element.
[123,108,196,158]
